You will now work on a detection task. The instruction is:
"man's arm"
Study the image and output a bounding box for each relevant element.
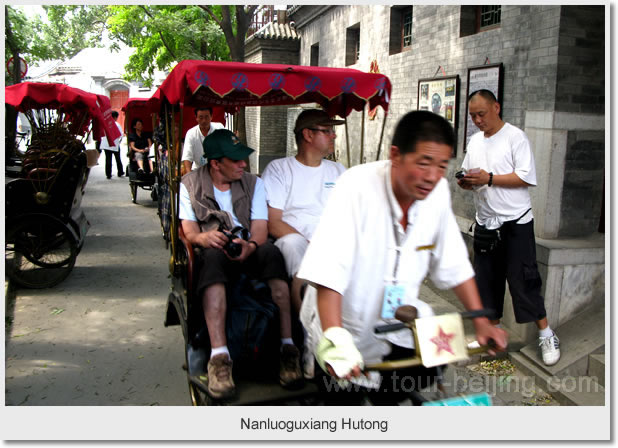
[182,160,192,176]
[316,285,362,379]
[452,278,508,353]
[181,219,228,250]
[462,170,531,188]
[267,206,302,239]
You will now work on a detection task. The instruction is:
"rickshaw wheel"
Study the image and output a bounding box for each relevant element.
[188,380,209,406]
[6,214,78,289]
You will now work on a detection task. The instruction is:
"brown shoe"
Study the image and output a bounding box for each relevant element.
[280,344,303,388]
[207,354,235,399]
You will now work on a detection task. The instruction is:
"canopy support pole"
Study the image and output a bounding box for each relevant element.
[344,117,351,168]
[375,110,388,161]
[360,107,366,164]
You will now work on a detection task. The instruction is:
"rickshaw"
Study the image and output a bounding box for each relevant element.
[155,60,393,405]
[121,98,159,204]
[4,82,121,289]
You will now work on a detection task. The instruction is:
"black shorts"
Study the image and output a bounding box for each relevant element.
[473,219,547,323]
[195,241,288,298]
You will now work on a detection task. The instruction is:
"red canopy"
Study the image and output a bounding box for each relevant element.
[5,82,122,142]
[122,98,156,134]
[150,60,391,118]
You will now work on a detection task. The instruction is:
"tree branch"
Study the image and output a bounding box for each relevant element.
[199,5,222,28]
[140,5,177,60]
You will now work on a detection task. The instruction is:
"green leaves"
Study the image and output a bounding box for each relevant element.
[106,5,229,87]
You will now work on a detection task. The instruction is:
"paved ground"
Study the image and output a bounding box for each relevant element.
[5,150,188,406]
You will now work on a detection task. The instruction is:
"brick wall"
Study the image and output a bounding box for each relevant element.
[290,5,605,236]
[555,6,604,114]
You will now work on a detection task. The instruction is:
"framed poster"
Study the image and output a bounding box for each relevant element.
[417,75,459,132]
[464,63,504,151]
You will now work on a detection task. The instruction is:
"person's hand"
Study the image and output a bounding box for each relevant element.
[457,178,474,190]
[224,238,254,262]
[473,317,508,355]
[463,169,491,187]
[316,327,364,379]
[197,229,229,250]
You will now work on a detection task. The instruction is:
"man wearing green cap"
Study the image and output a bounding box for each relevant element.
[179,129,302,399]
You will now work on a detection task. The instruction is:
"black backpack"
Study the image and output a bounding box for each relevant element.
[225,274,280,377]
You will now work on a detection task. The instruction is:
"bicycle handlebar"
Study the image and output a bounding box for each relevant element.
[374,308,495,334]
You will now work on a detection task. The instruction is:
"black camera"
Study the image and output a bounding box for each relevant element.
[455,169,466,180]
[220,226,249,258]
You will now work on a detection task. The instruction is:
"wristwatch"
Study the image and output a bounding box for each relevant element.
[488,172,494,187]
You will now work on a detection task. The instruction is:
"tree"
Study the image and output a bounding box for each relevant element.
[4,5,108,160]
[106,5,229,88]
[106,5,258,143]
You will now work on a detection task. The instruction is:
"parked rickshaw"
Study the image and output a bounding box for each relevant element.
[121,98,159,204]
[5,82,121,288]
[151,60,392,405]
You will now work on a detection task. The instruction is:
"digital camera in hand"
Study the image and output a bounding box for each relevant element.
[220,225,250,258]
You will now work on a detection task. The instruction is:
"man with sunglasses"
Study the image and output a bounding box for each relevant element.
[262,109,346,324]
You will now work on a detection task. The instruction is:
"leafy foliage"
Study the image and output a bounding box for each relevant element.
[5,5,108,84]
[106,5,229,87]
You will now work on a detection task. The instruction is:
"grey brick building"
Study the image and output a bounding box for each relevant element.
[245,5,606,342]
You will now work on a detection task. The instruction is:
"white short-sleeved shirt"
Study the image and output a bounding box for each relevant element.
[100,122,123,152]
[261,156,345,240]
[462,123,536,229]
[297,160,475,364]
[179,177,268,227]
[181,122,225,170]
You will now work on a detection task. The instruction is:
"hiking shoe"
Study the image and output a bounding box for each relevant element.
[206,354,235,399]
[280,344,303,388]
[539,333,561,366]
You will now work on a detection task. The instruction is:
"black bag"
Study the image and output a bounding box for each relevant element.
[473,224,501,254]
[225,274,279,376]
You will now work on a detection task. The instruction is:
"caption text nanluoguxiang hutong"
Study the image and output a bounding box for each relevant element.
[240,417,388,433]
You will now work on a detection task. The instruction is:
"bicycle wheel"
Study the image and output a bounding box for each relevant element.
[6,214,78,289]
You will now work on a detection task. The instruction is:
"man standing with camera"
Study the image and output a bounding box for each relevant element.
[179,129,302,399]
[457,89,560,366]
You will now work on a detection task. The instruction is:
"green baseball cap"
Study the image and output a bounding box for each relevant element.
[203,129,254,161]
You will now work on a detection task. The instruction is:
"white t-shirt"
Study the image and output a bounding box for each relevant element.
[297,161,474,364]
[181,122,225,170]
[178,177,268,227]
[462,122,536,229]
[261,156,345,240]
[100,122,123,152]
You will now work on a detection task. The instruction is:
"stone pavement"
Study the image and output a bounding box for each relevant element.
[417,279,560,406]
[5,150,188,406]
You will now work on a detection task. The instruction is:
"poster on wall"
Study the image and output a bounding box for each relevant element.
[464,63,504,151]
[417,76,460,135]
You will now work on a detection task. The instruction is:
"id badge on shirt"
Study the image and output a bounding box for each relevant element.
[381,284,405,319]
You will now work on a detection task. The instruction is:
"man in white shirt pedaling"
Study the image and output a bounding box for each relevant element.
[297,110,507,405]
[179,129,302,399]
[458,89,560,367]
[181,106,225,175]
[262,109,346,315]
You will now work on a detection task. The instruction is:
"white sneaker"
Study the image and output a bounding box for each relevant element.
[539,333,561,366]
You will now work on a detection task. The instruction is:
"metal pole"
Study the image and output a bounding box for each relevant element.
[344,117,351,168]
[360,107,365,164]
[375,110,388,161]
